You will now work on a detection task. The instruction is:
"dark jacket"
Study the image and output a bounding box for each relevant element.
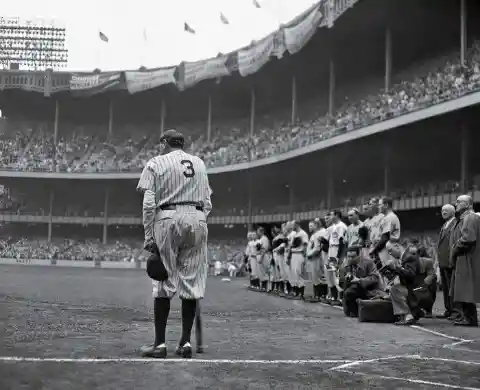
[345,256,382,296]
[418,256,437,286]
[393,252,421,289]
[450,210,480,303]
[437,218,455,268]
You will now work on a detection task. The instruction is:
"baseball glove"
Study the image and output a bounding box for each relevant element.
[358,225,369,242]
[291,236,303,248]
[320,237,329,252]
[255,242,262,251]
[145,242,168,282]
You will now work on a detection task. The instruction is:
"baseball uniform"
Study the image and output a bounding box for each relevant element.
[247,235,259,282]
[272,233,289,284]
[137,149,212,300]
[289,229,309,288]
[369,212,385,250]
[326,220,347,290]
[306,229,325,286]
[378,210,401,264]
[256,234,271,283]
[346,221,364,249]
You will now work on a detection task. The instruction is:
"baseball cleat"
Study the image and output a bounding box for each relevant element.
[141,343,167,358]
[175,342,193,358]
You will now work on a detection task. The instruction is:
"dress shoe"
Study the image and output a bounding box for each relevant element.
[436,311,451,319]
[448,313,462,321]
[454,318,479,327]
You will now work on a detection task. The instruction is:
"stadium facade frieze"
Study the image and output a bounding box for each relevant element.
[0,89,478,179]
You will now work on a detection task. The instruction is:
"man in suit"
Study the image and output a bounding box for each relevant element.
[342,246,382,317]
[437,204,456,319]
[385,242,423,325]
[449,195,480,327]
[415,246,437,318]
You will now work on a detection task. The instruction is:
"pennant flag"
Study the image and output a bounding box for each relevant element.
[184,22,196,34]
[253,0,261,8]
[99,31,109,43]
[220,12,229,25]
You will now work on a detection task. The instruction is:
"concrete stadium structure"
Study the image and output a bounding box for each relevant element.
[0,0,479,242]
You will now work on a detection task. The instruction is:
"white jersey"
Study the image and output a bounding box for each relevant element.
[137,149,212,216]
[369,213,385,245]
[307,230,323,259]
[346,221,364,248]
[245,241,257,258]
[328,221,347,259]
[291,229,309,255]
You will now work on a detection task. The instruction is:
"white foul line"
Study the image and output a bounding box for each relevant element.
[0,356,352,365]
[331,355,419,371]
[410,325,472,342]
[338,370,480,390]
[332,355,480,371]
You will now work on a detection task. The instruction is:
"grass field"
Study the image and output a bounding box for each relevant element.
[0,263,479,389]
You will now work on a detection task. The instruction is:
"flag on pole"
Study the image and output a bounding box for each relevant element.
[99,31,109,42]
[220,12,229,25]
[184,22,196,34]
[253,0,261,8]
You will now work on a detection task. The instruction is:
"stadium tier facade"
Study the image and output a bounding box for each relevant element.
[0,0,480,243]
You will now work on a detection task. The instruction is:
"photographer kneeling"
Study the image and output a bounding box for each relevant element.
[383,242,423,326]
[343,246,382,317]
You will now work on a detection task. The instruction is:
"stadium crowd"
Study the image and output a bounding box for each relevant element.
[0,235,245,268]
[0,42,480,173]
[245,196,479,327]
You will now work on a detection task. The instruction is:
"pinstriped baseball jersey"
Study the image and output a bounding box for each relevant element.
[137,149,212,300]
[137,150,212,216]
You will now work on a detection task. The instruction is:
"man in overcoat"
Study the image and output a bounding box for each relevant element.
[437,204,456,319]
[450,195,480,327]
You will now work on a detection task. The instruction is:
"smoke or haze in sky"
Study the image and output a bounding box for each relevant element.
[2,0,318,71]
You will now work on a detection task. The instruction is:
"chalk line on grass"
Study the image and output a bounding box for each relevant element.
[332,354,480,371]
[0,356,352,365]
[330,355,419,371]
[337,369,480,390]
[410,325,472,343]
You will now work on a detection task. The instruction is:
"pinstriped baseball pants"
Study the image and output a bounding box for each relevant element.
[275,252,289,281]
[152,207,208,300]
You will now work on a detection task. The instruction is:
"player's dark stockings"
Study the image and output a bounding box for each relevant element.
[154,297,171,346]
[286,282,292,294]
[180,298,197,345]
[330,286,338,300]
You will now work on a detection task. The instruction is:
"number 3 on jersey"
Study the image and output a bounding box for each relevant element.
[181,160,195,178]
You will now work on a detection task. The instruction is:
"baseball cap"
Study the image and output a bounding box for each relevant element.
[160,129,185,147]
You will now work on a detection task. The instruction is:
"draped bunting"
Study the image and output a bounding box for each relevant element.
[0,1,350,96]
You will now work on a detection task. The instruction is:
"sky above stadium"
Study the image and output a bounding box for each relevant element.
[4,0,318,71]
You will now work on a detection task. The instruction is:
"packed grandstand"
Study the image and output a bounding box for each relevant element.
[0,0,479,267]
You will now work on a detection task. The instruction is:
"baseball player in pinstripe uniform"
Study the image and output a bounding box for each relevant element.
[137,129,212,359]
[271,225,288,294]
[245,231,259,289]
[306,219,328,301]
[288,221,309,299]
[255,227,271,291]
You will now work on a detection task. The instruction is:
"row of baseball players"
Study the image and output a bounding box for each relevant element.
[244,196,400,304]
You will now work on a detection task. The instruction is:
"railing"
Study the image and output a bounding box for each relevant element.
[0,79,479,176]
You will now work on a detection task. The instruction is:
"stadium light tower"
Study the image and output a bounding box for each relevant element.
[0,16,68,71]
